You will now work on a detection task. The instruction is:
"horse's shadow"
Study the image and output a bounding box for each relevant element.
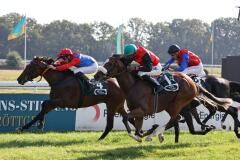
[0,140,86,148]
[73,143,192,160]
[0,132,88,148]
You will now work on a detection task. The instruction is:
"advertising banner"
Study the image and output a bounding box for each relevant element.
[75,102,240,131]
[0,94,76,132]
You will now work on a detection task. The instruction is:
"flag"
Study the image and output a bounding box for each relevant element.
[116,24,124,55]
[209,22,215,44]
[8,16,26,40]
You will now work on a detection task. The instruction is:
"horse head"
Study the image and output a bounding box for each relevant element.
[17,56,54,85]
[94,54,128,81]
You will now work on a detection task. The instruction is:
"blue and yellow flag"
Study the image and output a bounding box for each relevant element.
[8,16,26,40]
[116,24,124,55]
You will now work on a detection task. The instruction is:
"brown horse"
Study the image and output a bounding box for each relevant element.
[17,56,133,140]
[94,54,232,142]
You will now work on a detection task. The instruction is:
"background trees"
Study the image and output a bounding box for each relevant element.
[1,13,240,66]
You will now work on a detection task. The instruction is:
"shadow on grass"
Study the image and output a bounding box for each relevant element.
[71,143,193,160]
[0,139,88,148]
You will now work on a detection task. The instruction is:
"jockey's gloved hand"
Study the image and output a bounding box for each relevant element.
[47,65,56,70]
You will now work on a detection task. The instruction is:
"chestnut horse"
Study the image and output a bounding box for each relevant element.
[94,55,232,142]
[17,57,133,140]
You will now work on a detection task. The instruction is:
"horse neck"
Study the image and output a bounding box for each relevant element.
[43,70,66,86]
[115,71,137,94]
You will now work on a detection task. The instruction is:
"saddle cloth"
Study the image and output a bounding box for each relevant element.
[156,71,179,92]
[78,78,108,96]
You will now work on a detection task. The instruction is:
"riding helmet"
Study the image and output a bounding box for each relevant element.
[124,44,137,56]
[168,44,180,54]
[58,48,73,57]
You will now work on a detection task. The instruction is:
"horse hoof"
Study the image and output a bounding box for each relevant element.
[37,124,43,130]
[221,125,226,130]
[158,134,164,143]
[128,133,142,143]
[210,125,216,129]
[16,127,23,133]
[145,136,153,142]
[201,126,206,130]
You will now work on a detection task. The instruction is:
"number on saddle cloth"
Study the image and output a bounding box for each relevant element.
[157,71,179,92]
[75,73,108,96]
[89,79,108,96]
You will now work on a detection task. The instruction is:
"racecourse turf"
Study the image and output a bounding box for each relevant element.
[0,131,239,160]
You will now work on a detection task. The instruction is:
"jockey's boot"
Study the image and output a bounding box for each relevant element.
[75,72,91,90]
[142,75,163,93]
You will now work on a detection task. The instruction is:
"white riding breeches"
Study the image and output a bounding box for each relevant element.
[138,63,162,77]
[182,63,206,77]
[69,61,98,74]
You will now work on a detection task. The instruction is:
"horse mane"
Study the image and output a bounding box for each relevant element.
[33,56,73,76]
[33,56,55,65]
[111,54,141,81]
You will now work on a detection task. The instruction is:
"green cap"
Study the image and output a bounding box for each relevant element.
[124,44,137,56]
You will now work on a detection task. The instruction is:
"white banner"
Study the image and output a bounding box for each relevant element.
[75,102,240,131]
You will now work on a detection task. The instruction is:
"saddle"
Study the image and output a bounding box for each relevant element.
[157,71,179,92]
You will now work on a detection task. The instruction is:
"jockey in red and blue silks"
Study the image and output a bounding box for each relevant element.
[164,44,206,77]
[48,48,98,83]
[123,44,163,92]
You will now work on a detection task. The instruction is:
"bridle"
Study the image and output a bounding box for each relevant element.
[29,60,51,82]
[37,67,50,82]
[98,58,127,80]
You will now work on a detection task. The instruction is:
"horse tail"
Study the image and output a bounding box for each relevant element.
[198,85,232,108]
[229,81,240,102]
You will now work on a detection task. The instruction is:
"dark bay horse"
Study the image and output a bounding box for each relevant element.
[168,75,240,143]
[94,55,232,142]
[17,57,132,140]
[186,75,240,137]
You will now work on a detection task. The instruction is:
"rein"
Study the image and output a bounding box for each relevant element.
[37,67,50,82]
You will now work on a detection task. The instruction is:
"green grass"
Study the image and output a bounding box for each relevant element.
[0,131,239,160]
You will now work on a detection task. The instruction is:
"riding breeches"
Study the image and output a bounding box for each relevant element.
[138,63,162,77]
[70,61,98,74]
[182,62,206,77]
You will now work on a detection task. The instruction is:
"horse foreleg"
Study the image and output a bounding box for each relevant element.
[16,100,55,132]
[16,111,45,132]
[184,110,212,135]
[190,107,211,129]
[127,107,145,143]
[201,105,217,129]
[221,112,228,129]
[117,107,135,135]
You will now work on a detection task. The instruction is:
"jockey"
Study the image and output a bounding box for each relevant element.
[164,44,206,77]
[48,48,98,86]
[123,44,163,92]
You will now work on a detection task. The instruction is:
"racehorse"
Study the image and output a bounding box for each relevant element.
[166,75,240,142]
[94,54,232,142]
[187,75,240,137]
[17,56,133,140]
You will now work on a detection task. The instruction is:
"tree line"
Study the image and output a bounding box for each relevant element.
[1,13,240,66]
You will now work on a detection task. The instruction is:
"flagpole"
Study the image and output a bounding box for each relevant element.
[211,21,214,66]
[24,14,27,67]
